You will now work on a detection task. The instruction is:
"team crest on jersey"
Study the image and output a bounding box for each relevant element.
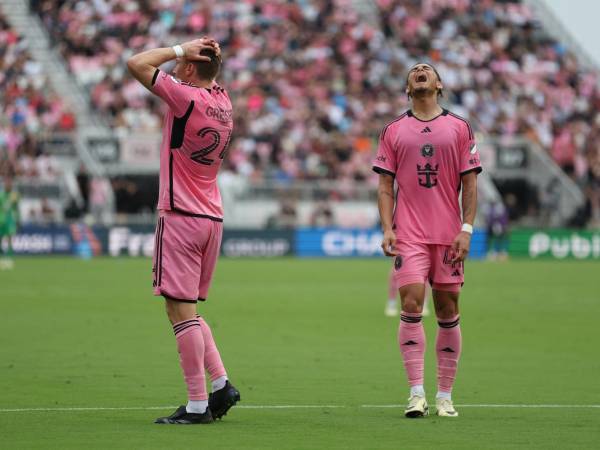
[421,143,435,158]
[394,255,403,270]
[418,143,438,188]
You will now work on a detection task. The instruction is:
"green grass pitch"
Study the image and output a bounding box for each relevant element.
[1,257,599,449]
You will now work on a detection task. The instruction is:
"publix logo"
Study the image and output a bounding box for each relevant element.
[529,232,600,259]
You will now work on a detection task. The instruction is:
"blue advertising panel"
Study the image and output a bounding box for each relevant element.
[5,225,487,259]
[296,227,488,259]
[221,229,294,257]
[106,225,155,257]
[469,230,487,260]
[3,225,73,255]
[296,228,383,257]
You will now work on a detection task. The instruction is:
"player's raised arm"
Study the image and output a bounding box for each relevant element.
[127,38,218,90]
[378,173,398,257]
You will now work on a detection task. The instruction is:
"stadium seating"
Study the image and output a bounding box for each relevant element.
[0,11,74,180]
[25,0,600,226]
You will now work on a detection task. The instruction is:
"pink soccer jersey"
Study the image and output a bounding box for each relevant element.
[372,109,482,245]
[151,69,233,220]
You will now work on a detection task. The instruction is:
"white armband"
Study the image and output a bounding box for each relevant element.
[172,45,184,58]
[461,223,473,234]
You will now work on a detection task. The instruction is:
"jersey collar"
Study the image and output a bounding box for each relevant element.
[406,108,448,122]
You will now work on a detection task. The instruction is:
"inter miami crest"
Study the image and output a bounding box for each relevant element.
[421,143,435,158]
[394,255,403,270]
[417,143,438,188]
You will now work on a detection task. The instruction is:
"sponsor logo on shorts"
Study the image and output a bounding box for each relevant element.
[443,249,463,269]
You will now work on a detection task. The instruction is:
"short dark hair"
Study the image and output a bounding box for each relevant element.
[406,62,444,98]
[192,48,221,81]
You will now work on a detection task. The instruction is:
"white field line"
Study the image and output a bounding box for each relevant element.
[1,404,600,413]
[362,404,600,409]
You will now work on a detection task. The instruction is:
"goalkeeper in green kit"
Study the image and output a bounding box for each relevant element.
[0,178,19,270]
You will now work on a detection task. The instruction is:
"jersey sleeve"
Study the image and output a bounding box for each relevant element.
[459,121,482,176]
[372,126,396,177]
[151,69,194,117]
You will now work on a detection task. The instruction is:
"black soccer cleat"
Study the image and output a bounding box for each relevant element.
[154,405,214,424]
[208,381,241,420]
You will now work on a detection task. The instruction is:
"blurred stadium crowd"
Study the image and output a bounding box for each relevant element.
[0,12,74,181]
[1,0,599,226]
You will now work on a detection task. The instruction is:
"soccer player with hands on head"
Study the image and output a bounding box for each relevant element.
[127,36,240,425]
[374,62,481,418]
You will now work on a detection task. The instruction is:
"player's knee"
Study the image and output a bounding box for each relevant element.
[435,302,458,320]
[401,295,423,314]
[164,301,177,324]
[164,298,196,324]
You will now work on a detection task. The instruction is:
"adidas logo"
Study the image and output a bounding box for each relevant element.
[451,270,461,277]
[421,126,432,133]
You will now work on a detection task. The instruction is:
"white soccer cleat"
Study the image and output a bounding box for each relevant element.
[384,302,399,317]
[436,398,458,417]
[404,395,429,418]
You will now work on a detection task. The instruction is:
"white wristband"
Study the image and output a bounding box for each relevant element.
[461,223,473,234]
[172,44,184,58]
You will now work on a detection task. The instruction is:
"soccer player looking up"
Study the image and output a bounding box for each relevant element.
[127,37,240,424]
[373,63,482,418]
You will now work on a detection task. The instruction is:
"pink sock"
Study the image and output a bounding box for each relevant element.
[196,315,227,381]
[173,318,207,401]
[436,315,462,394]
[398,311,426,387]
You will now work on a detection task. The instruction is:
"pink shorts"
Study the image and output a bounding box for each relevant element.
[391,241,464,293]
[153,210,223,302]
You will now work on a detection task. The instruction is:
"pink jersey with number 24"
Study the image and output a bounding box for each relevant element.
[372,109,482,245]
[151,69,233,220]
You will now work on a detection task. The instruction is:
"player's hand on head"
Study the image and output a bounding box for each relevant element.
[451,231,471,263]
[181,38,219,62]
[213,42,221,57]
[381,230,399,257]
[200,36,221,57]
